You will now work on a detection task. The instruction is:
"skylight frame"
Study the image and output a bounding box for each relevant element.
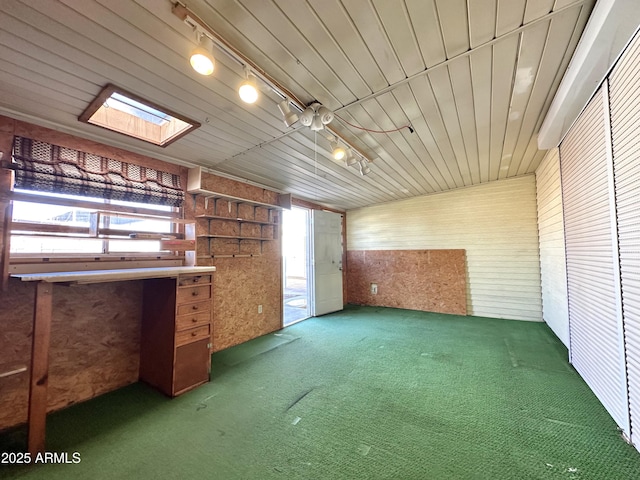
[79,84,200,147]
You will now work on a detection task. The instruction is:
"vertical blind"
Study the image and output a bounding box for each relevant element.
[560,86,629,434]
[609,33,640,447]
[11,136,184,207]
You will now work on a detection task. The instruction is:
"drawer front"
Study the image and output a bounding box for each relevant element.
[176,325,210,347]
[176,311,211,331]
[173,338,210,396]
[176,299,211,316]
[178,275,212,287]
[176,285,211,304]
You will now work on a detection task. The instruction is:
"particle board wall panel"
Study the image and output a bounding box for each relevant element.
[209,255,281,352]
[535,148,569,346]
[189,169,282,353]
[0,120,284,431]
[347,175,541,321]
[0,278,141,430]
[347,249,466,315]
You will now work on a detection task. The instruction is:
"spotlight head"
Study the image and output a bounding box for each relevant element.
[344,150,358,166]
[277,99,299,127]
[317,105,334,125]
[330,141,346,161]
[238,73,258,104]
[190,34,215,75]
[299,105,315,127]
[358,159,371,176]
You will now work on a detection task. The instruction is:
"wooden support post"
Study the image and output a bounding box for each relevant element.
[27,281,53,455]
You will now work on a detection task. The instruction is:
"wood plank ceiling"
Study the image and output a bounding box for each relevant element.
[0,0,595,210]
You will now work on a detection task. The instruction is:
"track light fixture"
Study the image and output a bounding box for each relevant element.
[330,140,346,161]
[277,98,299,127]
[358,158,371,176]
[174,3,374,176]
[190,31,215,76]
[300,103,334,131]
[344,149,358,167]
[238,68,259,104]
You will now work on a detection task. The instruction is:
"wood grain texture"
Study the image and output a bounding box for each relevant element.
[187,170,282,352]
[27,281,53,454]
[347,249,467,315]
[0,278,142,431]
[210,254,281,352]
[0,124,15,291]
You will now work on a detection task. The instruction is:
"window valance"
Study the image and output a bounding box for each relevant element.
[11,136,184,207]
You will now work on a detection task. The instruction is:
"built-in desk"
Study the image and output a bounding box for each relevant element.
[13,266,216,455]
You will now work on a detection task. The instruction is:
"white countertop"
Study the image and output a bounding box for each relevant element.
[12,266,216,284]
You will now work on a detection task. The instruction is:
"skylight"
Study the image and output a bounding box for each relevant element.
[79,84,200,147]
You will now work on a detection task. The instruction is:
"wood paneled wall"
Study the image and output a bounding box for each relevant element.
[347,176,542,321]
[186,169,283,353]
[0,117,284,429]
[0,278,142,430]
[347,249,466,315]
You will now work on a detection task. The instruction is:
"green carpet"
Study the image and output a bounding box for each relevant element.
[2,305,640,479]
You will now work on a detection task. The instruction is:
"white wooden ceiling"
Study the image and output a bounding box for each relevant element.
[0,0,596,210]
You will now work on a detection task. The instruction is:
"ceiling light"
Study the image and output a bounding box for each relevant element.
[316,105,334,125]
[190,33,215,75]
[300,103,334,131]
[238,69,259,104]
[344,149,358,167]
[299,107,314,127]
[330,140,346,161]
[278,99,299,127]
[310,114,324,131]
[358,159,371,176]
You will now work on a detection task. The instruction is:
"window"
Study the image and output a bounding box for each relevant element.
[7,136,192,269]
[10,190,175,255]
[79,84,200,147]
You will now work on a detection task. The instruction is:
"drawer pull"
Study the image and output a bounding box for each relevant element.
[193,277,200,283]
[192,317,198,323]
[192,331,197,336]
[192,305,199,310]
[192,291,199,296]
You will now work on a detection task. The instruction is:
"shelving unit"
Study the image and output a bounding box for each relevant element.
[187,166,290,258]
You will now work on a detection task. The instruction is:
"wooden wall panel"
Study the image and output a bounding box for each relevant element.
[187,170,283,353]
[347,176,542,321]
[0,278,141,430]
[0,117,287,430]
[347,249,467,315]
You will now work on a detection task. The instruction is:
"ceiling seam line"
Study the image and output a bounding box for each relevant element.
[333,0,589,115]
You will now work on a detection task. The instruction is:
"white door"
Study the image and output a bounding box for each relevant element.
[311,210,343,316]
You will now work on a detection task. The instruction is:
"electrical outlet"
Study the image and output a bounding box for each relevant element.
[370,283,378,295]
[258,304,263,314]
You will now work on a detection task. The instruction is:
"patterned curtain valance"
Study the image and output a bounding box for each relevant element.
[11,136,184,207]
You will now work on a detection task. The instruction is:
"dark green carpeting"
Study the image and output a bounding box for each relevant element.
[2,305,640,479]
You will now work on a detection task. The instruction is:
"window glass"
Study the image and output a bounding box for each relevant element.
[10,189,174,255]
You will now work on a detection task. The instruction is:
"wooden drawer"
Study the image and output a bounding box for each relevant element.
[178,275,212,287]
[175,325,210,346]
[176,285,211,304]
[176,299,210,316]
[176,311,210,331]
[173,338,210,396]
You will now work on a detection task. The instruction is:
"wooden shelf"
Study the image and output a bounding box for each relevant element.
[187,166,291,211]
[187,167,285,259]
[197,234,273,241]
[195,214,277,226]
